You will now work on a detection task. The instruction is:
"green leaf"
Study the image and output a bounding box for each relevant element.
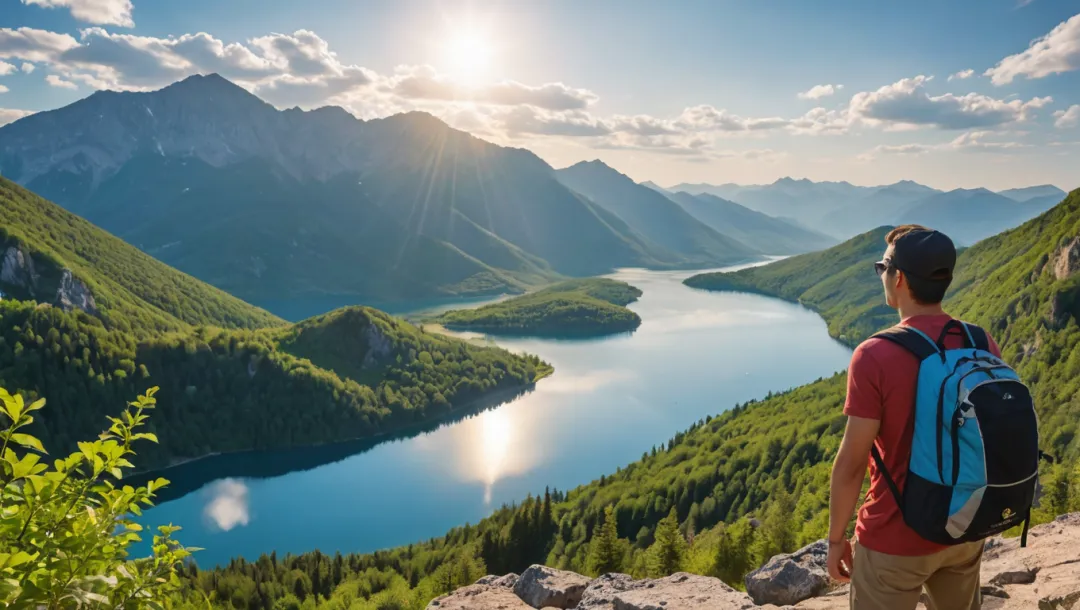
[9,433,45,454]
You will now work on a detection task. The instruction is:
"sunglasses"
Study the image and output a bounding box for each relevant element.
[874,260,892,277]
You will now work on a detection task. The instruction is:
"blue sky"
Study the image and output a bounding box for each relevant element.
[1,0,1079,190]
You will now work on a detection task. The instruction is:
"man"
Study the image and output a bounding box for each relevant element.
[826,225,1002,610]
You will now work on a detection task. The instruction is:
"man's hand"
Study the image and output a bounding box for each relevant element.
[826,539,853,583]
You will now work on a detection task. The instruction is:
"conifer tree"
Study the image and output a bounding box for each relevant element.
[587,505,624,576]
[646,508,687,577]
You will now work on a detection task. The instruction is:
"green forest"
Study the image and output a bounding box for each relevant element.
[436,278,643,337]
[172,190,1080,610]
[0,180,551,471]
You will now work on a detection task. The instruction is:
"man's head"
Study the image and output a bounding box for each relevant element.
[876,225,956,310]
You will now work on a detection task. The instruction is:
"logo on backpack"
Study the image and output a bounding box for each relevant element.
[869,320,1040,547]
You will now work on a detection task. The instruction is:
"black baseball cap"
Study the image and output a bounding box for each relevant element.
[890,228,956,281]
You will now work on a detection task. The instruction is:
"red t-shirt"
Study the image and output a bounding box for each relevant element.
[844,314,1001,556]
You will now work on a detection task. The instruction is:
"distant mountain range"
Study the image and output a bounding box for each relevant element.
[0,74,725,312]
[665,178,1066,244]
[664,191,836,255]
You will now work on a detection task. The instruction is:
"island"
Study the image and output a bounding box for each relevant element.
[436,278,644,337]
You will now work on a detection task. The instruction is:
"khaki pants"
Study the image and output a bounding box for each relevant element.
[850,539,983,610]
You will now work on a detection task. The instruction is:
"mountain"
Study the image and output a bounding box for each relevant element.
[685,226,897,343]
[665,191,836,255]
[640,180,668,193]
[819,180,941,237]
[0,177,281,334]
[670,178,900,237]
[0,74,673,310]
[895,187,1046,245]
[998,184,1066,203]
[556,160,759,265]
[0,179,550,469]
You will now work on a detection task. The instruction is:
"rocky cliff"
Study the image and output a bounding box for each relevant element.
[429,513,1080,609]
[0,244,98,315]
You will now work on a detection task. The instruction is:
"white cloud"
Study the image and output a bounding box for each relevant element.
[45,74,77,89]
[859,131,1031,160]
[0,61,15,75]
[1055,105,1080,128]
[20,62,34,73]
[0,85,8,94]
[0,27,79,63]
[21,0,134,28]
[947,69,975,81]
[0,108,34,126]
[388,65,597,111]
[985,13,1080,85]
[675,104,789,132]
[797,84,843,100]
[849,75,1052,130]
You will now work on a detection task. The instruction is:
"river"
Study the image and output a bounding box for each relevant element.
[135,266,854,566]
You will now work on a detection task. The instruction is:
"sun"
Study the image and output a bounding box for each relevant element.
[443,31,493,88]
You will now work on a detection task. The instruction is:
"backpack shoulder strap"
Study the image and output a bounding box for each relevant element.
[870,326,940,361]
[963,323,991,352]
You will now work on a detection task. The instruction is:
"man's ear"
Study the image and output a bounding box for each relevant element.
[894,270,906,290]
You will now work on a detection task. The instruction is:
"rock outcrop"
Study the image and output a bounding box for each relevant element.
[745,540,829,606]
[1,245,39,294]
[55,269,98,315]
[434,513,1080,609]
[513,565,590,609]
[1054,236,1080,280]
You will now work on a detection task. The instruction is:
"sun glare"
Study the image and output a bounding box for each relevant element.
[444,31,493,88]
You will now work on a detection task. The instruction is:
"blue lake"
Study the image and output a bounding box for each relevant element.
[136,266,854,566]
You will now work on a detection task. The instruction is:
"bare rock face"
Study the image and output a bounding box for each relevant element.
[426,584,534,610]
[513,565,590,609]
[1054,237,1080,280]
[1,246,39,294]
[55,269,98,315]
[745,540,829,606]
[575,572,757,610]
[476,574,520,589]
[362,322,392,369]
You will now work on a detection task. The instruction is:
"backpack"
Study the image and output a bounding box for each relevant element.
[869,319,1040,547]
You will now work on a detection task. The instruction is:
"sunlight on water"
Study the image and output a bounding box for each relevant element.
[203,479,251,531]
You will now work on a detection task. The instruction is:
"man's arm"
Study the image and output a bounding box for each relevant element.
[826,415,880,581]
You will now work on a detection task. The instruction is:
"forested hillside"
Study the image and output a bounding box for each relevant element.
[0,181,551,470]
[177,190,1080,610]
[0,177,282,334]
[436,279,643,337]
[684,226,896,344]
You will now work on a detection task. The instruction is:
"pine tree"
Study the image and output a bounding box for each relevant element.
[646,508,687,577]
[587,505,624,576]
[714,517,756,586]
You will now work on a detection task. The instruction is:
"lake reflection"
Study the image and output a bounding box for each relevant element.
[137,266,854,566]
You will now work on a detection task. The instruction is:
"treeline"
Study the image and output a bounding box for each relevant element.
[437,278,643,337]
[0,301,550,470]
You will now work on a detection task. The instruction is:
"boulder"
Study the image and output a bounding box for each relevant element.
[745,540,829,606]
[513,565,590,609]
[989,566,1038,586]
[1,245,38,294]
[575,572,757,610]
[476,574,520,589]
[426,583,534,610]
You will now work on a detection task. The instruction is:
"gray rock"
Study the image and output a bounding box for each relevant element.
[514,565,590,609]
[745,540,829,606]
[476,574,520,589]
[1040,590,1080,610]
[982,584,1010,599]
[1054,237,1080,280]
[55,269,98,315]
[426,583,533,610]
[1,246,38,293]
[575,572,757,610]
[989,566,1038,586]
